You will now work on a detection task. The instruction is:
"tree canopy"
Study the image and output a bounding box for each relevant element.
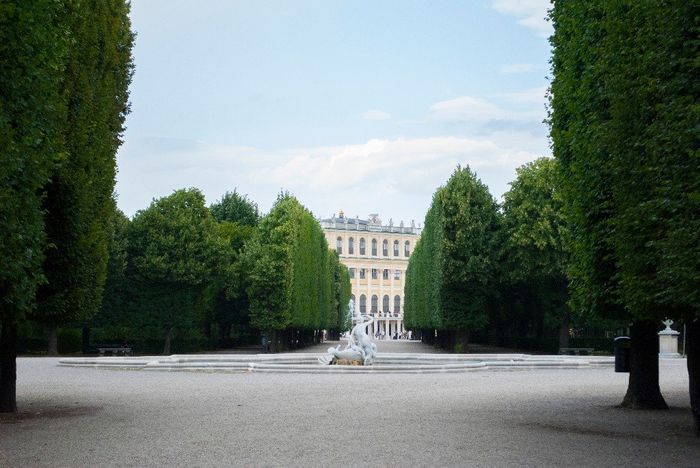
[405,166,500,350]
[245,194,350,350]
[549,1,699,409]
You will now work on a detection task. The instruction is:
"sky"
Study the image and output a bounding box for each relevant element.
[116,0,553,227]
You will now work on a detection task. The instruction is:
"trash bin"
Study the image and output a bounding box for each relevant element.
[614,336,630,373]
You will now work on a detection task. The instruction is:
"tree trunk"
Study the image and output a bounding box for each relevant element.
[47,326,58,356]
[455,329,469,353]
[621,320,668,409]
[687,319,700,411]
[0,319,18,413]
[558,313,570,350]
[82,325,91,354]
[163,327,174,355]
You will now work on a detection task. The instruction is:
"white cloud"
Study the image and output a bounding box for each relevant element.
[491,0,552,38]
[429,94,542,122]
[361,109,391,120]
[116,133,547,224]
[500,63,537,74]
[493,85,548,104]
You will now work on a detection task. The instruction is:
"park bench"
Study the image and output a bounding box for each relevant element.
[559,347,594,356]
[96,345,132,356]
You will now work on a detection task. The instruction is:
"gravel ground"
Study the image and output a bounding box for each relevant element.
[1,342,698,467]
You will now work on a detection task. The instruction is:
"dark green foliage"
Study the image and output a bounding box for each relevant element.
[500,157,570,348]
[34,0,134,330]
[550,1,699,324]
[405,167,500,347]
[245,194,350,348]
[1,0,133,412]
[0,1,67,323]
[127,189,223,353]
[92,206,130,328]
[549,1,699,408]
[210,190,259,227]
[202,219,256,347]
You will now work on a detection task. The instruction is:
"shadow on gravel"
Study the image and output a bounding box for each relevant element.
[0,405,101,424]
[522,407,696,441]
[520,422,655,440]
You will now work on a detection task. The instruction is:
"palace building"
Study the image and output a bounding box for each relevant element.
[321,212,421,339]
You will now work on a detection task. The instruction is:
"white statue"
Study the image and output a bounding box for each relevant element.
[348,298,355,316]
[662,319,674,331]
[319,315,377,365]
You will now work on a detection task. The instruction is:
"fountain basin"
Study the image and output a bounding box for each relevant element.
[59,353,614,374]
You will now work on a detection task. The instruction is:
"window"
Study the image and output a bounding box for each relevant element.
[371,239,377,256]
[336,237,342,254]
[394,295,401,314]
[404,241,410,257]
[393,240,399,256]
[359,238,366,255]
[382,269,389,280]
[382,239,388,256]
[371,268,378,279]
[394,269,401,280]
[360,294,366,314]
[382,295,390,313]
[360,268,366,279]
[371,295,378,314]
[349,268,355,279]
[348,237,354,254]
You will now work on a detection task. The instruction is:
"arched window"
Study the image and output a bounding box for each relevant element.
[360,294,366,314]
[371,295,378,314]
[371,239,377,256]
[359,238,366,255]
[336,237,342,254]
[348,237,354,254]
[382,239,388,256]
[394,295,401,314]
[404,240,410,257]
[393,240,399,256]
[382,295,390,313]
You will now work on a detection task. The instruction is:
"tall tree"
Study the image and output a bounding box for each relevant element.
[245,193,347,351]
[0,0,69,412]
[207,191,259,346]
[210,190,259,227]
[33,0,134,354]
[405,167,500,351]
[92,206,130,330]
[550,2,699,409]
[501,157,570,349]
[127,189,222,354]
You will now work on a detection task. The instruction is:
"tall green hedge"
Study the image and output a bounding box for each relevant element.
[405,167,500,349]
[245,194,350,347]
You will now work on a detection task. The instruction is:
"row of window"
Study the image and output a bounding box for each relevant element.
[351,294,401,314]
[336,237,411,257]
[349,268,401,280]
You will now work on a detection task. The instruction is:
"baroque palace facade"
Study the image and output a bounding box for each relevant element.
[321,212,421,339]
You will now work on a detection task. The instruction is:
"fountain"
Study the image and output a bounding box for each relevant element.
[319,315,377,366]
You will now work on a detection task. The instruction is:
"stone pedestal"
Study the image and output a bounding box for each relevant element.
[658,319,681,358]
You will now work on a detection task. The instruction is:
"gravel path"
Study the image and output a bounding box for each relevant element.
[1,343,698,467]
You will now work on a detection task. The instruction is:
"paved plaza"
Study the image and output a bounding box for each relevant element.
[1,341,698,467]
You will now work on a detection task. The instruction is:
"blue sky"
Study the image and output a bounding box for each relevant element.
[117,0,553,226]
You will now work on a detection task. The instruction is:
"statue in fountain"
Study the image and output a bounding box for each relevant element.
[319,315,377,366]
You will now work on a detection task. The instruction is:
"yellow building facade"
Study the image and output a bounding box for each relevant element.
[321,212,421,339]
